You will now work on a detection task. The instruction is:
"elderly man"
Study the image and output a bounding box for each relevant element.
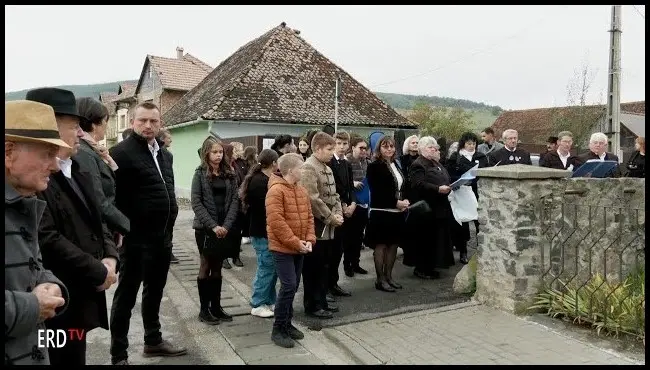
[488,129,532,166]
[26,87,120,365]
[5,100,70,365]
[109,102,184,365]
[578,132,621,178]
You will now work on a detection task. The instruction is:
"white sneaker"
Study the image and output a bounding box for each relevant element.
[251,305,274,318]
[241,237,251,245]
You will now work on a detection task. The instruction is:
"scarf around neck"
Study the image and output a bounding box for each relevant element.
[82,132,118,171]
[459,149,475,161]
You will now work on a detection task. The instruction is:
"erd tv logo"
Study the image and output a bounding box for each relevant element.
[37,329,85,348]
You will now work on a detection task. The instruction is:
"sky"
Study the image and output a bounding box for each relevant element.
[4,5,646,110]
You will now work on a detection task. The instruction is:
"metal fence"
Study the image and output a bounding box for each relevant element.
[538,196,645,332]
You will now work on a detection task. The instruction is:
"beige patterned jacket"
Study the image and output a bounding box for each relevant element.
[300,156,343,240]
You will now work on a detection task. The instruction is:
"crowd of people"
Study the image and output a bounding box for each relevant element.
[5,87,645,363]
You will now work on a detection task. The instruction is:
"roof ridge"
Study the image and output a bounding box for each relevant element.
[207,25,285,115]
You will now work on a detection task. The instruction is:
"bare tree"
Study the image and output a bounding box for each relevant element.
[551,61,603,150]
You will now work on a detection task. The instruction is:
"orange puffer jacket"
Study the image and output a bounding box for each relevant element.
[265,174,316,254]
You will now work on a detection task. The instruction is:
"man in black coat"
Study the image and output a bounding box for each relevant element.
[108,102,185,365]
[328,131,356,296]
[541,131,583,171]
[577,132,622,178]
[26,88,119,365]
[488,129,532,166]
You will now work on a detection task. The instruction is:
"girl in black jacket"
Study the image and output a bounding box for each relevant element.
[191,136,239,325]
[239,149,280,318]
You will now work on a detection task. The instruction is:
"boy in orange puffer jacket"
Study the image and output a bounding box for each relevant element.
[265,153,316,348]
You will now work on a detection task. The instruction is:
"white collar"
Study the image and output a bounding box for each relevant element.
[334,153,346,161]
[598,152,606,160]
[148,139,160,153]
[57,157,73,179]
[557,150,570,159]
[505,146,517,152]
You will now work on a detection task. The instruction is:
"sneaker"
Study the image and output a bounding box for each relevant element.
[241,237,251,245]
[251,305,274,318]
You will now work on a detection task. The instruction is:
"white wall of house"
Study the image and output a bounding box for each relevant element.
[116,108,129,143]
[205,120,417,140]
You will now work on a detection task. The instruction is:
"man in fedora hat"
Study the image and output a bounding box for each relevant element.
[26,87,120,365]
[5,100,70,365]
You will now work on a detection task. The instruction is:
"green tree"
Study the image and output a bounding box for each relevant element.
[410,104,474,141]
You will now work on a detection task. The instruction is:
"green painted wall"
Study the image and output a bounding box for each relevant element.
[168,122,210,196]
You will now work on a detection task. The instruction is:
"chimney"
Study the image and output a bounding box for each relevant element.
[176,46,184,59]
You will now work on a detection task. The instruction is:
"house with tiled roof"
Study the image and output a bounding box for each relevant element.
[161,22,415,195]
[98,91,119,147]
[491,101,645,160]
[109,48,212,144]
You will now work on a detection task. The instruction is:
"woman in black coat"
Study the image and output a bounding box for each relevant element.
[446,132,488,264]
[409,136,455,279]
[366,136,410,292]
[626,136,645,178]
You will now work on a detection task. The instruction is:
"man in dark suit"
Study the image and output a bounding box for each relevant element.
[541,131,583,171]
[26,88,119,365]
[327,131,354,298]
[488,129,533,166]
[578,132,622,178]
[109,102,185,365]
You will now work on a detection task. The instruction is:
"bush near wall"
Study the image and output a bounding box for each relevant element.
[528,267,645,342]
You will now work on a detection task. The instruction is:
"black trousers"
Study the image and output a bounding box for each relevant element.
[272,252,304,329]
[302,239,332,312]
[110,241,172,363]
[327,231,344,289]
[48,332,87,365]
[342,206,368,270]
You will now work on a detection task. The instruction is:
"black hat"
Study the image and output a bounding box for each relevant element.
[322,124,335,136]
[25,87,84,119]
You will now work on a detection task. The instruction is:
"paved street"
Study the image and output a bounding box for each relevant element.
[84,209,644,365]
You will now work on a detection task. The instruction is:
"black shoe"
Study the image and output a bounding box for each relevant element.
[414,270,440,279]
[198,309,220,325]
[344,268,354,277]
[324,304,339,313]
[285,324,304,340]
[329,285,351,297]
[306,309,333,319]
[387,279,403,289]
[210,278,233,322]
[222,259,232,269]
[272,327,295,348]
[143,340,187,357]
[170,253,180,264]
[375,281,396,292]
[112,359,129,365]
[459,253,469,265]
[232,257,244,267]
[326,294,336,303]
[353,266,368,274]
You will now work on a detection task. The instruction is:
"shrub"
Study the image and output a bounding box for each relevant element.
[528,267,645,341]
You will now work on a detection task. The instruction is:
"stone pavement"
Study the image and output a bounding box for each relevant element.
[84,208,644,365]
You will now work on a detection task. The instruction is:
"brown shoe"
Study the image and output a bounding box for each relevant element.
[143,340,188,357]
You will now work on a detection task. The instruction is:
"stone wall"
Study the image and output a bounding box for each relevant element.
[474,164,645,314]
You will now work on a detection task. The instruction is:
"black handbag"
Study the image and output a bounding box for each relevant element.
[203,231,229,256]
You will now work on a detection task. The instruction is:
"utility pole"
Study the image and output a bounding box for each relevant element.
[605,5,622,161]
[334,76,341,133]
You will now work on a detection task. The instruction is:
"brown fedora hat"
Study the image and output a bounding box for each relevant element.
[5,100,71,149]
